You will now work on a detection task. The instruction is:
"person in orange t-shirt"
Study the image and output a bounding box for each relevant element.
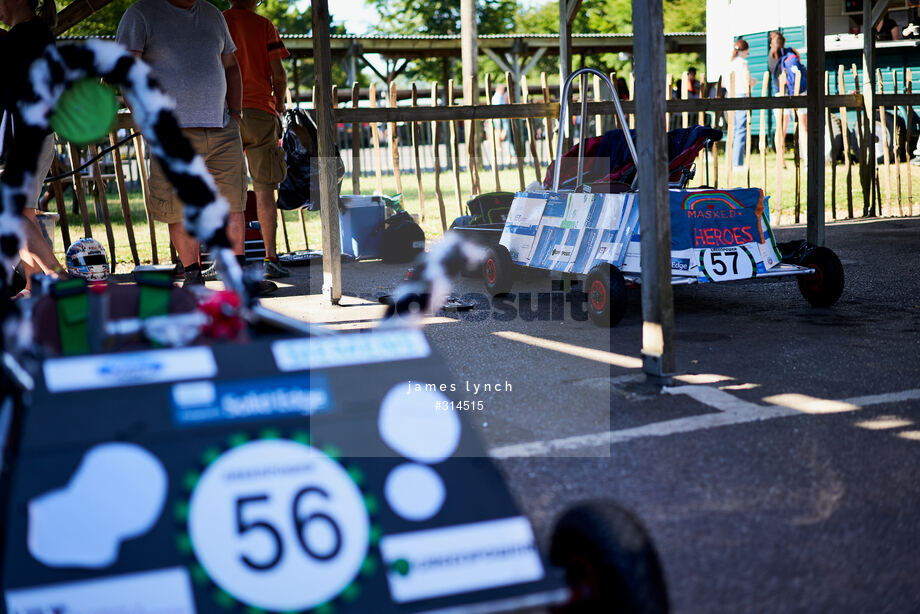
[224,0,291,278]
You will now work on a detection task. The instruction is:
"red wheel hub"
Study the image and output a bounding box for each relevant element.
[485,259,497,284]
[805,263,824,291]
[589,279,607,312]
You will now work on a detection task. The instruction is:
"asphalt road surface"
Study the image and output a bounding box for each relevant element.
[264,216,920,613]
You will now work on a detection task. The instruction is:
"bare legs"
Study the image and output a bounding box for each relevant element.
[254,189,277,259]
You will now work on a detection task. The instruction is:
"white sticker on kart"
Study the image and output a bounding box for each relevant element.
[272,329,430,372]
[6,567,195,613]
[699,246,756,281]
[43,347,217,393]
[188,440,369,611]
[380,516,544,603]
[28,443,167,569]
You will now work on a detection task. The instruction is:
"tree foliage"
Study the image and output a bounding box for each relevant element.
[368,0,518,84]
[366,0,705,88]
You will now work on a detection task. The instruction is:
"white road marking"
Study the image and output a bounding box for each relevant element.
[492,331,643,369]
[487,386,920,458]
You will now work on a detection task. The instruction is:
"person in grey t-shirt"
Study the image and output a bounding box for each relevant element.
[116,0,251,288]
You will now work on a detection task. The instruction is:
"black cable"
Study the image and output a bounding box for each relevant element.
[42,131,140,183]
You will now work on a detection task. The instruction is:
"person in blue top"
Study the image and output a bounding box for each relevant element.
[768,31,808,137]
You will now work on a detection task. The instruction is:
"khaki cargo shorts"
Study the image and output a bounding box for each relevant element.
[147,122,247,224]
[239,108,287,192]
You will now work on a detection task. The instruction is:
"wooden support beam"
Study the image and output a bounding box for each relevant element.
[482,48,512,75]
[806,0,826,246]
[567,0,583,25]
[52,0,120,35]
[312,0,342,304]
[521,48,547,77]
[632,0,675,379]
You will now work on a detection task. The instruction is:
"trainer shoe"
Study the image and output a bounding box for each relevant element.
[263,257,290,279]
[255,279,278,297]
[182,268,204,287]
[201,262,219,281]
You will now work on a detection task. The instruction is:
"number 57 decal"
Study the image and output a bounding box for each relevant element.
[699,247,756,282]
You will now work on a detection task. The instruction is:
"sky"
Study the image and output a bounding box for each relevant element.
[325,0,380,35]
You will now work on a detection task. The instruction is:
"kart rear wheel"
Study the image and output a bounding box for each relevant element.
[482,245,515,295]
[797,246,844,307]
[550,501,668,614]
[585,263,627,327]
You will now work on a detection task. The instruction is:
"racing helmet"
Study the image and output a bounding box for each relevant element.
[65,238,109,281]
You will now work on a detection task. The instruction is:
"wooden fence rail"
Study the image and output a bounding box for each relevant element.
[32,70,920,271]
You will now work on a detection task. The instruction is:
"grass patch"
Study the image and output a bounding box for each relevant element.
[44,149,919,273]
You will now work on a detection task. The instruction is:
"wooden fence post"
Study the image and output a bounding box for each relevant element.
[133,134,158,264]
[681,71,689,129]
[542,72,555,164]
[506,72,526,191]
[852,63,871,217]
[430,81,447,231]
[87,144,115,267]
[594,74,603,136]
[838,65,854,218]
[351,82,361,195]
[67,143,93,238]
[388,81,403,196]
[629,72,635,129]
[448,79,463,216]
[774,72,786,224]
[907,69,914,215]
[825,71,837,220]
[665,73,672,132]
[411,83,426,222]
[48,155,71,250]
[520,74,542,183]
[109,132,139,266]
[891,68,903,216]
[744,67,752,188]
[485,74,502,192]
[877,69,891,216]
[792,68,802,225]
[727,72,735,183]
[368,82,383,195]
[760,72,768,198]
[466,74,481,197]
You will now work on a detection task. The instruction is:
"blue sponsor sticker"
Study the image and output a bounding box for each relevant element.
[542,193,569,218]
[171,374,332,427]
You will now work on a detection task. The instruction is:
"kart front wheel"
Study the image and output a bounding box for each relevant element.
[550,501,668,614]
[797,246,844,307]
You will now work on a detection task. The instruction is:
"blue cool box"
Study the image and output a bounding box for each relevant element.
[339,195,385,259]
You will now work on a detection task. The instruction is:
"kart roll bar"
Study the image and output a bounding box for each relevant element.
[552,68,639,192]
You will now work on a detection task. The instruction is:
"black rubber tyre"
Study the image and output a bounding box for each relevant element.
[550,501,669,614]
[797,246,844,307]
[585,263,628,327]
[482,244,514,295]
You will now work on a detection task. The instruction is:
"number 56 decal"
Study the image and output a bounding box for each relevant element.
[699,246,756,282]
[188,440,369,611]
[236,486,342,571]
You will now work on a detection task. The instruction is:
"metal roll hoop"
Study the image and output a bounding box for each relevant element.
[552,67,639,192]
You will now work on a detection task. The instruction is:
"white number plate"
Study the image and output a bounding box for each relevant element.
[699,246,756,281]
[188,440,369,611]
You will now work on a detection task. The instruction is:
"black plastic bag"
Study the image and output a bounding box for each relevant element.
[277,108,345,212]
